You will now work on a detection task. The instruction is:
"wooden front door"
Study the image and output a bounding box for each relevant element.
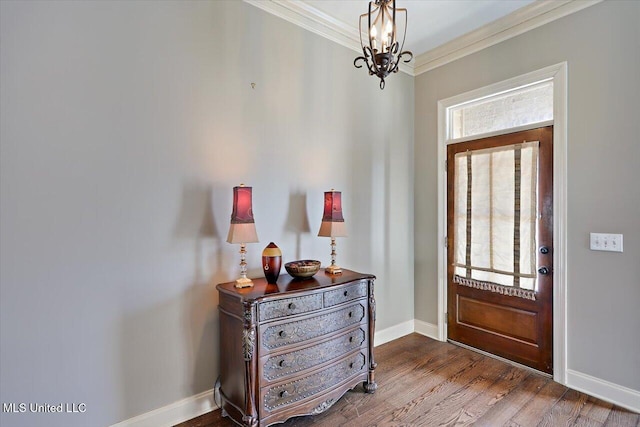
[447,126,553,374]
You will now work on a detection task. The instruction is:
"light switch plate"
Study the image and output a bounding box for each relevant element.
[590,233,623,252]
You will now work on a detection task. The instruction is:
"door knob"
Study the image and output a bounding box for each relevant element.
[538,266,550,275]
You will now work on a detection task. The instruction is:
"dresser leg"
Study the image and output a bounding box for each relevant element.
[242,415,258,427]
[364,375,377,394]
[221,408,228,418]
[365,279,378,394]
[242,302,259,427]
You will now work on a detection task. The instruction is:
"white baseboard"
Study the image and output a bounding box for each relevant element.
[112,322,640,427]
[109,388,216,427]
[413,320,440,340]
[566,369,640,413]
[373,319,414,347]
[114,321,417,427]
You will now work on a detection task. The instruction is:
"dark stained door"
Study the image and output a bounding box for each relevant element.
[447,126,553,374]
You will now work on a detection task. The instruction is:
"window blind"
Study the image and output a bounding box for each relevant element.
[453,141,539,300]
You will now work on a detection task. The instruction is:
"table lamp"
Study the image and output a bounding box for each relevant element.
[318,189,347,274]
[227,184,259,288]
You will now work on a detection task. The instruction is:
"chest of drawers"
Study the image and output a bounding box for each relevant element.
[216,269,377,427]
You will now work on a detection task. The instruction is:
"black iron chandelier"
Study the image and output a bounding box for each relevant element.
[354,0,413,89]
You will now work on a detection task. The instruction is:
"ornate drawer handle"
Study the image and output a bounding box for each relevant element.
[278,359,287,368]
[343,290,349,297]
[278,330,287,338]
[288,302,296,310]
[349,336,354,343]
[348,312,353,318]
[279,390,289,398]
[349,362,354,369]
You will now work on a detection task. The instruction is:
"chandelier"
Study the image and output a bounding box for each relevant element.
[354,0,413,89]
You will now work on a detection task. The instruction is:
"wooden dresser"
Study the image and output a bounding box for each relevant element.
[216,269,377,427]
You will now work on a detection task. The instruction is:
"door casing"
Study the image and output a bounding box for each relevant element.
[435,62,568,384]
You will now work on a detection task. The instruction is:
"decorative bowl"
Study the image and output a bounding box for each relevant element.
[285,260,321,278]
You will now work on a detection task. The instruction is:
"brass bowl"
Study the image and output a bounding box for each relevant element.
[285,260,321,278]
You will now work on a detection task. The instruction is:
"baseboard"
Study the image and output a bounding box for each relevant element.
[373,319,414,347]
[113,321,416,427]
[112,320,416,427]
[112,322,640,427]
[413,320,440,340]
[109,388,216,427]
[566,369,640,413]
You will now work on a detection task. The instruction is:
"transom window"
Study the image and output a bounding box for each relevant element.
[448,80,553,140]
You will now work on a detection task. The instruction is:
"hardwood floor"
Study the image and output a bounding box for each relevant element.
[176,334,639,427]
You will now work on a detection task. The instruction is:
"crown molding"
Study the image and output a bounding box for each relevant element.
[414,0,603,75]
[243,0,414,76]
[244,0,602,78]
[244,0,360,51]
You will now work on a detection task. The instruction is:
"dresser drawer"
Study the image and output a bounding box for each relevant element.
[262,351,366,414]
[261,303,366,350]
[258,293,323,322]
[323,281,367,307]
[262,328,366,382]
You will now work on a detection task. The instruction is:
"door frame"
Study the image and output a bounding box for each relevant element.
[436,62,568,384]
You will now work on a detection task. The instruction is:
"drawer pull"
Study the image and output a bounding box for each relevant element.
[279,390,289,398]
[349,336,354,343]
[348,312,353,318]
[278,359,287,368]
[278,330,287,338]
[343,290,349,297]
[288,302,296,310]
[349,362,354,369]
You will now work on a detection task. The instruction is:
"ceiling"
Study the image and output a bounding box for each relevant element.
[303,0,536,57]
[245,0,600,74]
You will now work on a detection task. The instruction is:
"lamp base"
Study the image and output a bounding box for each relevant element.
[324,265,342,275]
[234,277,254,288]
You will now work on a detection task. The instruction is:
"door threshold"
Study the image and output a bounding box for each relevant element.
[448,339,553,378]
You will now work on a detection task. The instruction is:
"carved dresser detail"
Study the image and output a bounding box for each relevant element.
[217,270,376,427]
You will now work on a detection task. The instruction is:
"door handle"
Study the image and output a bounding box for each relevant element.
[538,266,550,275]
[539,246,550,254]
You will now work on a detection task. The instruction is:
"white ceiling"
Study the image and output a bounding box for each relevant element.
[304,0,536,56]
[245,0,600,74]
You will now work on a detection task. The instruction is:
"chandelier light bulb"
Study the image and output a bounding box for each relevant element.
[384,18,393,49]
[370,25,378,51]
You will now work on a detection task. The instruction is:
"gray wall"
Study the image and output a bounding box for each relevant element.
[0,1,414,426]
[415,0,640,391]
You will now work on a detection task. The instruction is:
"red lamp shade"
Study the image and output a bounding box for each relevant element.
[322,191,344,222]
[230,186,255,224]
[227,185,259,244]
[318,190,347,237]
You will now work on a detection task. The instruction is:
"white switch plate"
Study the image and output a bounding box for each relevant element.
[590,233,623,252]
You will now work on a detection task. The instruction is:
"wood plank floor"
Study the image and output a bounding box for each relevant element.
[176,334,639,427]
